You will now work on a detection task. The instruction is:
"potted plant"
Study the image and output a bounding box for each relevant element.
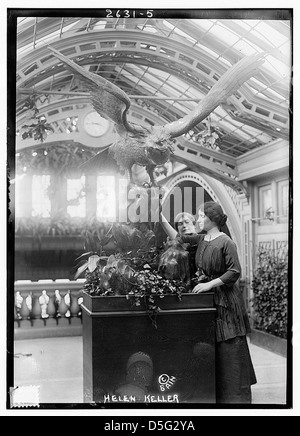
[15,214,85,251]
[250,247,288,357]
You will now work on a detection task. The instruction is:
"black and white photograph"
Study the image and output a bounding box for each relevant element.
[4,4,296,416]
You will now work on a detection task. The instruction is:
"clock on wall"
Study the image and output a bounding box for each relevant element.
[82,111,110,137]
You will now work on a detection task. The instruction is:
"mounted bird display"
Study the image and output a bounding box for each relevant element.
[47,46,265,186]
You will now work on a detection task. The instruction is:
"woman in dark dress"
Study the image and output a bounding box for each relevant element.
[165,201,257,404]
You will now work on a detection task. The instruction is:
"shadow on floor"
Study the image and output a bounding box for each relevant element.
[11,336,287,406]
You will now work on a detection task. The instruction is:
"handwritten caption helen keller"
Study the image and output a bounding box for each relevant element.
[103,393,179,403]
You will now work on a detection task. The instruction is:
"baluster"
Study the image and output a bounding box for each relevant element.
[64,291,71,319]
[39,290,49,318]
[54,289,62,318]
[78,296,83,318]
[46,291,57,318]
[42,290,58,327]
[31,292,42,319]
[39,290,50,326]
[15,291,22,320]
[58,291,68,318]
[57,290,70,326]
[14,305,20,328]
[20,292,30,319]
[70,291,80,317]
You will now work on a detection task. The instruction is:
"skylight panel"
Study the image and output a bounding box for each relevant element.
[172,101,195,113]
[152,89,165,97]
[162,20,175,31]
[235,129,252,140]
[167,77,190,93]
[59,19,83,34]
[19,29,62,55]
[140,25,158,34]
[255,22,288,47]
[233,40,261,56]
[247,77,266,92]
[89,20,108,30]
[209,113,221,124]
[143,72,163,87]
[191,19,215,32]
[115,64,146,81]
[214,106,230,118]
[172,26,198,45]
[122,71,139,84]
[242,124,265,136]
[210,22,240,46]
[219,120,248,138]
[264,55,290,78]
[17,17,32,26]
[222,115,244,128]
[126,64,147,74]
[256,132,272,143]
[184,88,206,100]
[250,84,288,105]
[197,44,219,59]
[260,86,289,104]
[231,20,252,31]
[17,17,37,38]
[157,83,183,98]
[278,41,291,58]
[147,67,170,81]
[137,80,157,93]
[217,56,232,67]
[242,20,261,28]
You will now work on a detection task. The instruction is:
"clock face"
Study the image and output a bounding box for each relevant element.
[83,111,110,137]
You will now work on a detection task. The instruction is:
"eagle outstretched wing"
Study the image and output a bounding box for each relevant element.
[48,46,147,137]
[47,47,265,185]
[49,46,265,141]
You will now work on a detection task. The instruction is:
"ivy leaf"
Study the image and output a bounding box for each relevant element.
[74,260,89,279]
[87,255,101,273]
[75,251,94,261]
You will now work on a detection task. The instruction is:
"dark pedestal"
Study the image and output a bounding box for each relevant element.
[82,292,216,405]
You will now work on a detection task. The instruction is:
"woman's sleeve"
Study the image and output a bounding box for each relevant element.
[177,233,202,246]
[219,238,241,286]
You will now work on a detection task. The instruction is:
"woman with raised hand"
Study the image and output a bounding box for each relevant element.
[163,201,257,404]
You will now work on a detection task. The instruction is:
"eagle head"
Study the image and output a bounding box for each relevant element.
[146,144,172,166]
[144,129,174,166]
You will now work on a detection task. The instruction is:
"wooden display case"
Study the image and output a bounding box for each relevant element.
[82,291,216,405]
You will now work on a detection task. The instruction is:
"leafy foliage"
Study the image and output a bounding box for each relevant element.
[251,248,288,339]
[21,118,54,143]
[18,94,54,142]
[16,143,97,176]
[15,214,113,238]
[196,117,223,151]
[79,223,189,328]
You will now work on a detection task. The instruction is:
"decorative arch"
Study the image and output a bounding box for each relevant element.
[161,170,242,256]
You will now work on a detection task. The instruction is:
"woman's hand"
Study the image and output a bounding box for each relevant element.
[192,282,213,293]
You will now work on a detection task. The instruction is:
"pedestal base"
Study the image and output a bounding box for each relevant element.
[82,292,216,405]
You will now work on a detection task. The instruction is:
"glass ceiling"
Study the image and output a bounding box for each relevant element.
[16,14,292,158]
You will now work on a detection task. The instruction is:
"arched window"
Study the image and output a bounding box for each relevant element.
[67,176,86,218]
[97,176,116,221]
[32,175,51,218]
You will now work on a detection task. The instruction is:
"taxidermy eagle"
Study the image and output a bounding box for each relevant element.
[48,46,265,186]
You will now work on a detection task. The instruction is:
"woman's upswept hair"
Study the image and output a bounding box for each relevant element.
[174,212,196,231]
[199,201,228,229]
